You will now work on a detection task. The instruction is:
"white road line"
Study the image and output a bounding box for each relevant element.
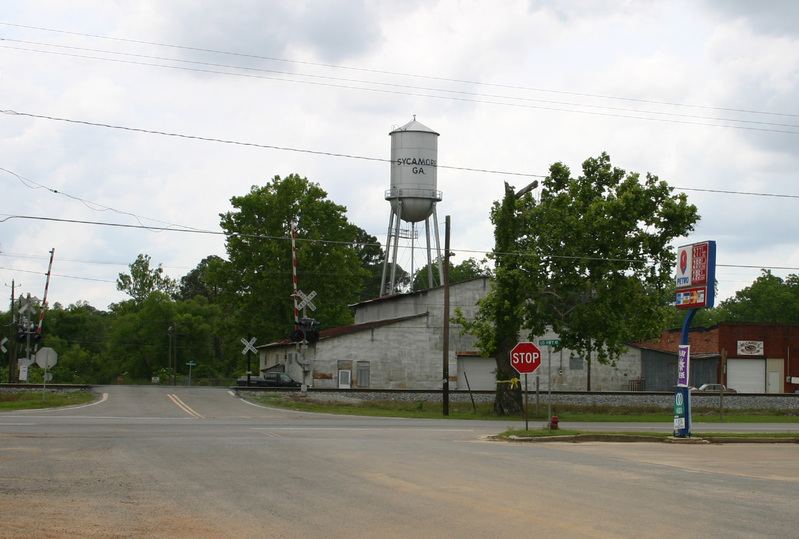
[9,392,108,414]
[251,427,474,431]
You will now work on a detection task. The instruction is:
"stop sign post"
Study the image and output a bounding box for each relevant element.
[510,342,542,431]
[510,342,541,374]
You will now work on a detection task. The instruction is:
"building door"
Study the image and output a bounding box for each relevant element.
[767,358,784,394]
[338,370,351,389]
[457,356,495,390]
[767,370,782,394]
[727,358,765,393]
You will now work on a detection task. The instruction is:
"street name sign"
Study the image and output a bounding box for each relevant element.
[539,339,560,346]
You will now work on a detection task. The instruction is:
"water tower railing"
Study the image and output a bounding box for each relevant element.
[384,188,443,201]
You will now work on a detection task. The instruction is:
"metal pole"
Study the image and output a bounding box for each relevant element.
[7,279,16,383]
[172,322,177,386]
[168,326,172,385]
[247,332,252,386]
[524,374,529,431]
[547,345,552,433]
[380,211,395,296]
[389,202,403,294]
[291,219,299,330]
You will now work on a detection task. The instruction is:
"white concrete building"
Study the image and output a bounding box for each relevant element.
[258,277,643,391]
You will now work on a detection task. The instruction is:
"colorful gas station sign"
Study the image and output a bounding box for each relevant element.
[675,241,716,309]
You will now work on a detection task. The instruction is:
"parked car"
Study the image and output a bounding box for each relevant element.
[694,383,736,393]
[236,372,301,388]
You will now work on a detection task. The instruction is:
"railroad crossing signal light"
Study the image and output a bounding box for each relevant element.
[291,318,321,343]
[16,322,42,343]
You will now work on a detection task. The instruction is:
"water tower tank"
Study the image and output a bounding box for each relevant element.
[386,118,442,223]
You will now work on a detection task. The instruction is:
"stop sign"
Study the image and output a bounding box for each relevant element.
[510,342,541,374]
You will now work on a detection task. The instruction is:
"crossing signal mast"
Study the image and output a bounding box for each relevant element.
[289,219,320,344]
[289,220,319,392]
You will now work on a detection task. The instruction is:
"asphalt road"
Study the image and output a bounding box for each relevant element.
[1,386,798,538]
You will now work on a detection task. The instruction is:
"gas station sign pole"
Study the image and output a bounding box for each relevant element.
[674,241,716,437]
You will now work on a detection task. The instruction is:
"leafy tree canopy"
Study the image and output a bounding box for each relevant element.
[117,254,178,304]
[461,153,699,412]
[216,173,368,343]
[177,255,225,302]
[412,257,491,291]
[716,270,799,323]
[522,153,699,360]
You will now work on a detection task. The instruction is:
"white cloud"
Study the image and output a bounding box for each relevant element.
[1,0,798,309]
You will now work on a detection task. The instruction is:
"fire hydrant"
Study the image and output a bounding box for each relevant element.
[550,414,559,430]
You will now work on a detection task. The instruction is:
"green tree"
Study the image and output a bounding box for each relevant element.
[412,257,491,291]
[107,292,176,380]
[716,270,799,323]
[352,228,389,300]
[177,255,224,302]
[117,254,178,304]
[42,301,113,383]
[462,153,699,413]
[216,174,368,345]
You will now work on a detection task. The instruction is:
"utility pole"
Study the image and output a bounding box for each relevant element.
[6,280,16,383]
[442,215,451,416]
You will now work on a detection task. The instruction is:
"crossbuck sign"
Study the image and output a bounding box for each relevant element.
[241,337,258,355]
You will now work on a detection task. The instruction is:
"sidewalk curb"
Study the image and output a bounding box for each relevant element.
[504,434,799,444]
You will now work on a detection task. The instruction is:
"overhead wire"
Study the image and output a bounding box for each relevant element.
[2,21,797,121]
[2,40,798,135]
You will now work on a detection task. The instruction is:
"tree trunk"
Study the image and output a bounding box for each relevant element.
[494,336,523,415]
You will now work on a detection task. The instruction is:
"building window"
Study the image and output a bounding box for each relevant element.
[569,357,584,370]
[356,361,370,387]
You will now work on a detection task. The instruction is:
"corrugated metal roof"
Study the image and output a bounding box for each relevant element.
[258,313,427,349]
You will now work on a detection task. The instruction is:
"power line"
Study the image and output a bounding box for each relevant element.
[3,41,798,135]
[5,111,799,200]
[0,109,542,178]
[4,214,799,275]
[2,21,797,122]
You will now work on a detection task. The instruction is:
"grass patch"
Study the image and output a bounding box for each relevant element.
[0,391,95,411]
[247,394,799,424]
[249,394,503,419]
[499,428,670,439]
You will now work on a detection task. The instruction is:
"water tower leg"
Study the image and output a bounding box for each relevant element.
[432,205,444,287]
[380,210,396,296]
[389,202,404,294]
[425,217,434,288]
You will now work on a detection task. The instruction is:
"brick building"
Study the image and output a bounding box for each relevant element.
[637,323,799,393]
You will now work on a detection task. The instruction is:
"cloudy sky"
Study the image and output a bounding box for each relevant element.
[1,1,798,311]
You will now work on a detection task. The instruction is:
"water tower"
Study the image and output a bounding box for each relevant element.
[380,117,443,296]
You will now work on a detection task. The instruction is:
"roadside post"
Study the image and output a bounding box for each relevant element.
[510,342,542,431]
[241,336,258,385]
[674,241,716,437]
[186,361,197,386]
[539,339,560,433]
